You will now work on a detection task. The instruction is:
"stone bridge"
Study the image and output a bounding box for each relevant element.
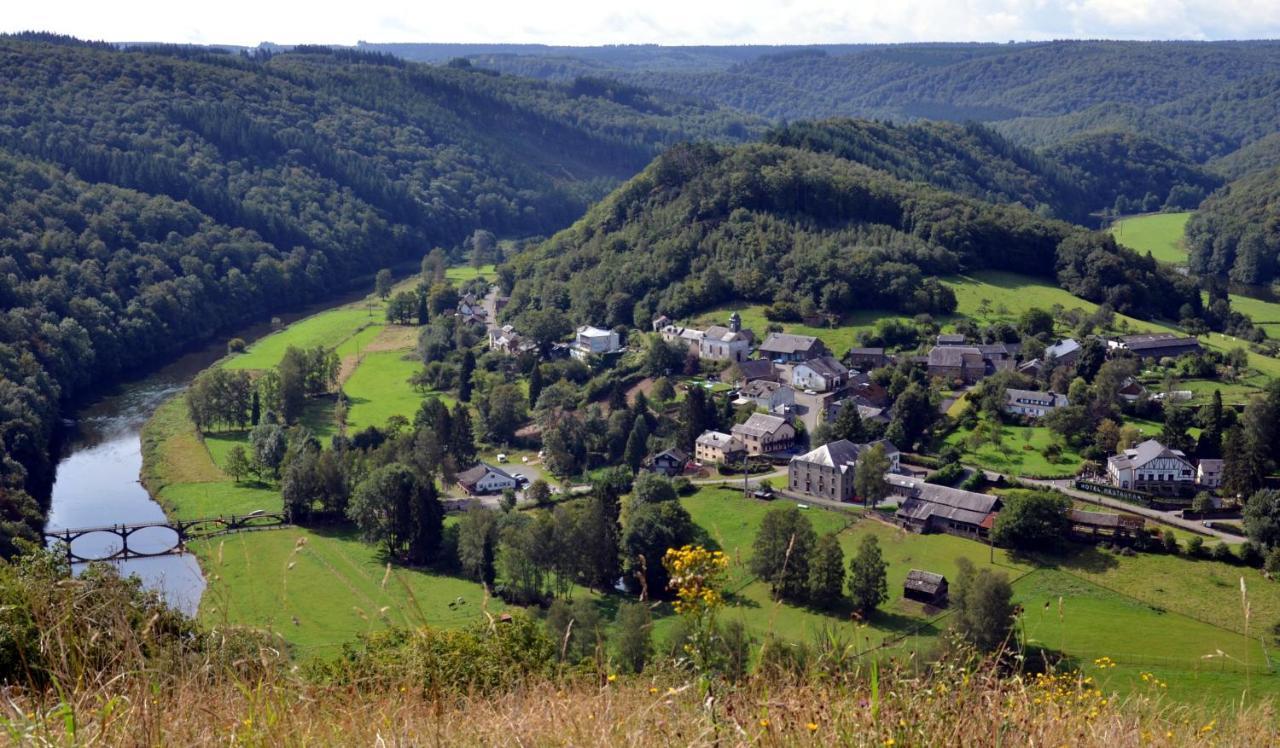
[44,512,288,563]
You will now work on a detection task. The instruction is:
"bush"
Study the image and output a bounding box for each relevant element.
[671,477,696,496]
[1186,536,1205,557]
[227,337,247,353]
[1210,542,1236,564]
[1264,547,1280,576]
[926,462,965,487]
[1161,530,1179,555]
[1238,541,1265,568]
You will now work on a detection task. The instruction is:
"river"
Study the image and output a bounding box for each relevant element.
[44,349,221,615]
[42,296,359,615]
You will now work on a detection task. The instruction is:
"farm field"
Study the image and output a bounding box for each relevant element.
[1108,212,1193,264]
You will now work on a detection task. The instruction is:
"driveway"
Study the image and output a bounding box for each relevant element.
[988,472,1246,544]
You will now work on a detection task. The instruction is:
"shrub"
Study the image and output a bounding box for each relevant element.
[1161,530,1179,555]
[1210,542,1236,563]
[1264,547,1280,576]
[1186,536,1205,557]
[227,337,247,353]
[1238,541,1265,568]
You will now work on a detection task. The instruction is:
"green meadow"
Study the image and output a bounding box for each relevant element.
[1109,212,1193,264]
[225,307,380,371]
[942,423,1084,478]
[343,349,452,432]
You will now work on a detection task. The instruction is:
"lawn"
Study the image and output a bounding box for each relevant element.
[445,263,496,283]
[943,423,1083,477]
[226,307,381,371]
[1108,212,1193,264]
[343,350,452,432]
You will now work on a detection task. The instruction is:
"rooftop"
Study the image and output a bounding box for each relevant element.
[760,332,824,355]
[732,413,791,438]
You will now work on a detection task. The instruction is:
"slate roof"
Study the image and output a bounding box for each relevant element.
[732,413,791,438]
[936,334,968,345]
[798,355,848,379]
[759,332,824,356]
[1005,388,1067,408]
[741,379,786,399]
[928,346,984,368]
[791,438,899,471]
[732,359,777,381]
[889,474,1001,527]
[457,463,514,488]
[653,447,689,463]
[577,325,613,338]
[1044,339,1081,360]
[704,325,752,343]
[1107,439,1190,471]
[696,431,743,450]
[1118,333,1201,352]
[904,569,947,595]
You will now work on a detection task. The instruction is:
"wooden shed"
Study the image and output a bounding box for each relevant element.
[903,569,948,606]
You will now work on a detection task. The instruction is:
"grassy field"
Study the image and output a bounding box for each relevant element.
[1108,212,1193,264]
[943,423,1083,477]
[944,270,1280,381]
[225,308,381,371]
[343,350,450,432]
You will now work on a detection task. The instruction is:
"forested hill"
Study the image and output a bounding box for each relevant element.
[453,41,1280,170]
[0,34,754,552]
[1186,164,1280,285]
[503,142,1199,330]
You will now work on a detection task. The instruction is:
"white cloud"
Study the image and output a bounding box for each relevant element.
[3,0,1279,46]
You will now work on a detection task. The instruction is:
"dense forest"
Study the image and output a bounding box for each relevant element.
[449,41,1280,169]
[1186,165,1280,285]
[766,120,1220,223]
[503,142,1199,331]
[0,34,756,552]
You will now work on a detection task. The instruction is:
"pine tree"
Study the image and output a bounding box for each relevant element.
[608,382,628,412]
[624,416,650,473]
[847,534,887,617]
[250,390,261,426]
[830,401,865,443]
[528,363,543,408]
[807,532,846,608]
[450,403,477,466]
[677,386,709,453]
[459,350,476,403]
[416,289,429,326]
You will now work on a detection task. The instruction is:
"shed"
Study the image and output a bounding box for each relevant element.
[903,570,948,606]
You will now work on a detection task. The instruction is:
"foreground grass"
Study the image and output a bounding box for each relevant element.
[8,658,1274,746]
[1109,212,1193,264]
[194,526,501,656]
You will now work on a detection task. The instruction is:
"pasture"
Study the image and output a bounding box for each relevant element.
[942,423,1083,477]
[342,349,452,432]
[1109,212,1193,264]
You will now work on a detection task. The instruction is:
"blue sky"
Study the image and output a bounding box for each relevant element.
[6,0,1280,46]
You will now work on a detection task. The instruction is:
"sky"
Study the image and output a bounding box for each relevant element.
[5,0,1280,47]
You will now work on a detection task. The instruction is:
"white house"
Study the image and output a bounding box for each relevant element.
[1003,388,1068,419]
[791,356,849,392]
[571,325,621,360]
[698,312,755,362]
[1197,459,1224,489]
[736,380,795,413]
[1106,439,1196,496]
[457,463,519,495]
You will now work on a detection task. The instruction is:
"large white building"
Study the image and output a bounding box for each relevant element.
[1003,388,1068,419]
[570,325,621,360]
[791,356,848,392]
[1106,439,1195,496]
[787,439,900,502]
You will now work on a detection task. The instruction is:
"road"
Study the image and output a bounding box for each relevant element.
[982,471,1245,544]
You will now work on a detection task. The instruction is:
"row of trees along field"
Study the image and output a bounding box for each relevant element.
[0,33,755,555]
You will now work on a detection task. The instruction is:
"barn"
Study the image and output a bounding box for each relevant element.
[903,570,948,606]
